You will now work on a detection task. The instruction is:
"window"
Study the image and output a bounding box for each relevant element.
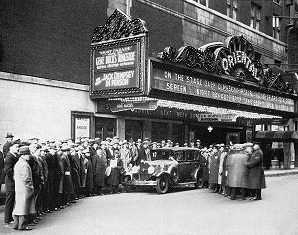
[272,15,280,40]
[227,0,238,20]
[194,0,209,7]
[250,3,261,30]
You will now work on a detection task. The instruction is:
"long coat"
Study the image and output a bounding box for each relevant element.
[247,149,266,189]
[56,152,64,194]
[13,156,35,216]
[61,153,74,194]
[218,151,228,185]
[85,156,94,192]
[93,150,107,187]
[208,150,220,184]
[227,150,249,188]
[120,148,131,170]
[69,153,81,191]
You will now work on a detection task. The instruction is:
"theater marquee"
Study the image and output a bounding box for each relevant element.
[150,59,295,113]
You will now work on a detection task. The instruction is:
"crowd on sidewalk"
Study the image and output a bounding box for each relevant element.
[200,143,266,201]
[0,133,266,231]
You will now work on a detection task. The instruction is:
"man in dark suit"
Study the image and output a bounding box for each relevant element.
[247,144,266,200]
[3,133,14,158]
[4,143,19,225]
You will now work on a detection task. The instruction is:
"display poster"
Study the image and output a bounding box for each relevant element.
[75,117,90,139]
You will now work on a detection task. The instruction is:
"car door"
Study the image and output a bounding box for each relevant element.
[177,151,189,182]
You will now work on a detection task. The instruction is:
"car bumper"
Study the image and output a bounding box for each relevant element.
[127,180,157,186]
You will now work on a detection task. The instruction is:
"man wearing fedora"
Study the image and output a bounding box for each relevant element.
[3,133,14,158]
[4,143,20,226]
[12,146,34,231]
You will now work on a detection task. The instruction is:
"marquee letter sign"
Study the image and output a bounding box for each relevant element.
[90,9,148,99]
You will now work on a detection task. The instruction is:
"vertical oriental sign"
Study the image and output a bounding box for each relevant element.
[90,36,147,98]
[75,117,90,139]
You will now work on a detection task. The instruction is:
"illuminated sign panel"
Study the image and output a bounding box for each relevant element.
[90,35,147,99]
[151,61,295,113]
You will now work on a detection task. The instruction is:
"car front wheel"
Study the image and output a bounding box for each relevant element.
[156,176,169,194]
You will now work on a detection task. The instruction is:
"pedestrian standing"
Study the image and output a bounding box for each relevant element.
[107,149,123,194]
[93,142,107,195]
[61,146,74,205]
[4,143,19,226]
[83,148,94,197]
[208,147,220,192]
[3,133,14,158]
[12,146,35,231]
[120,140,131,171]
[247,144,266,200]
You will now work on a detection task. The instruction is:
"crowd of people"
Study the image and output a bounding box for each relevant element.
[200,143,266,201]
[0,133,265,231]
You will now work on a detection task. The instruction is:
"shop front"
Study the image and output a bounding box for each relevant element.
[84,9,298,168]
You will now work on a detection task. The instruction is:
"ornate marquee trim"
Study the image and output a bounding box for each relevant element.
[158,35,293,94]
[91,9,148,44]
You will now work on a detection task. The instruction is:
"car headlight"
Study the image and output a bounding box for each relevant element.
[148,166,155,174]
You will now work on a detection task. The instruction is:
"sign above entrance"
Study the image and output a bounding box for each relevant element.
[90,9,148,99]
[150,59,295,113]
[159,35,294,94]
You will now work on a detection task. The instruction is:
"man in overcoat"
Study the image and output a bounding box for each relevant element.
[247,144,266,200]
[93,143,107,195]
[4,143,19,225]
[12,146,34,231]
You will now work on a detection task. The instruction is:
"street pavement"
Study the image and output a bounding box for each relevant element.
[1,175,298,235]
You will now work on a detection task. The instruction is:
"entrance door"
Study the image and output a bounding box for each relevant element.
[95,117,116,139]
[125,120,143,141]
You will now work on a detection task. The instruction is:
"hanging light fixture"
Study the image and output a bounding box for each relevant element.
[207,126,213,132]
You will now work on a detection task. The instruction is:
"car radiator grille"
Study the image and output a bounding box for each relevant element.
[132,173,151,181]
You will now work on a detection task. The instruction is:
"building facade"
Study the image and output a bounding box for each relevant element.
[1,0,298,168]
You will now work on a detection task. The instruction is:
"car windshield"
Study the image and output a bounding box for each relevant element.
[152,150,173,160]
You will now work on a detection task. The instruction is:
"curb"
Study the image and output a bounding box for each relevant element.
[265,171,298,177]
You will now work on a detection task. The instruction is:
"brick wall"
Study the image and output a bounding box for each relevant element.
[0,0,108,85]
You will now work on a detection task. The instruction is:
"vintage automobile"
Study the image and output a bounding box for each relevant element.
[124,147,204,194]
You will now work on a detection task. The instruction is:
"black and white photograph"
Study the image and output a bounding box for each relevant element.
[1,0,298,234]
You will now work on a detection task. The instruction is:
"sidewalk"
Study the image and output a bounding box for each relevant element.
[265,168,298,177]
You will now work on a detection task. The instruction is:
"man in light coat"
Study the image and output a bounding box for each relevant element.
[12,146,35,231]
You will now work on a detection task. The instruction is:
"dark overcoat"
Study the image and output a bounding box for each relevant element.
[85,156,94,192]
[69,153,81,191]
[93,150,107,187]
[247,149,266,189]
[4,152,19,192]
[61,153,74,194]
